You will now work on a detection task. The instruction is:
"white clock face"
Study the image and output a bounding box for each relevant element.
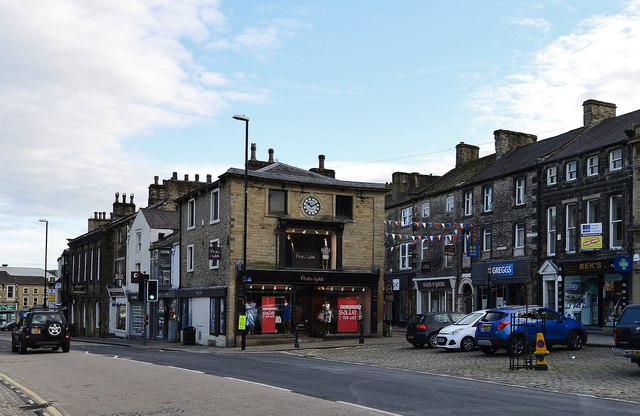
[302,196,321,216]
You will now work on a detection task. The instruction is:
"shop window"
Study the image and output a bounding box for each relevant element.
[335,195,353,219]
[285,230,333,269]
[268,189,287,214]
[209,296,226,336]
[242,291,294,335]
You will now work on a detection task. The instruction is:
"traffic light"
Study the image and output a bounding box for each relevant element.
[146,279,159,302]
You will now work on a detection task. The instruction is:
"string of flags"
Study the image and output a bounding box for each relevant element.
[384,219,477,252]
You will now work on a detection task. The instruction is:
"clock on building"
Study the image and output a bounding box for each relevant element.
[302,196,321,216]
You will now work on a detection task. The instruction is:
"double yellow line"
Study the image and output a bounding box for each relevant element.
[0,372,64,416]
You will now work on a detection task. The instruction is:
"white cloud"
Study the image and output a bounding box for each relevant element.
[510,17,551,34]
[471,1,640,137]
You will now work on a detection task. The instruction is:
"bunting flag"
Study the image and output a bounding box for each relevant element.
[384,219,475,230]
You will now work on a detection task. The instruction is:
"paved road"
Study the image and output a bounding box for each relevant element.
[1,329,637,414]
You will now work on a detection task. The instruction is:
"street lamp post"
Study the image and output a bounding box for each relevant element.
[233,114,249,350]
[39,219,48,309]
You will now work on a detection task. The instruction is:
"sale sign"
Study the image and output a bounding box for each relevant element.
[337,298,360,333]
[261,296,277,334]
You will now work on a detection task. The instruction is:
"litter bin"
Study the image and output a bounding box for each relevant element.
[182,326,196,345]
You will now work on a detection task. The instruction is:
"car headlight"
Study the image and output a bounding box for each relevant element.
[451,328,462,335]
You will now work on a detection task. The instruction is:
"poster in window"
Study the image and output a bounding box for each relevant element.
[337,298,360,333]
[261,296,277,333]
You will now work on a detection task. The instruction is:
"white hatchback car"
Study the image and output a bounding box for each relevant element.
[436,309,489,352]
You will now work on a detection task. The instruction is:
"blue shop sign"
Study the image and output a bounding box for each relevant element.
[487,263,514,277]
[614,256,632,273]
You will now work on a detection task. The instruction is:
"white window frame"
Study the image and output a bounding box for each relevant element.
[187,198,196,230]
[586,155,599,176]
[23,287,28,294]
[444,235,453,268]
[547,207,556,256]
[566,161,577,182]
[546,166,557,185]
[586,199,599,223]
[446,195,454,213]
[515,178,526,206]
[209,238,220,269]
[565,203,577,253]
[7,285,15,300]
[401,207,412,227]
[33,287,38,295]
[136,231,142,252]
[610,195,623,250]
[483,229,492,252]
[514,223,525,248]
[421,240,428,262]
[483,186,493,212]
[23,297,28,307]
[422,201,430,218]
[399,243,411,270]
[210,188,220,224]
[464,191,473,216]
[609,149,622,171]
[187,244,195,272]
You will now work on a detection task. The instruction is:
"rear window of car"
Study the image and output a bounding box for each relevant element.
[409,315,425,324]
[617,307,640,325]
[484,312,508,321]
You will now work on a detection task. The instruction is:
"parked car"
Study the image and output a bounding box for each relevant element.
[475,305,587,356]
[406,312,466,348]
[0,321,17,331]
[436,309,489,352]
[612,304,640,367]
[11,309,70,353]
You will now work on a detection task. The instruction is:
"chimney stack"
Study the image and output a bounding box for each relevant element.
[583,99,616,127]
[268,148,274,162]
[494,130,537,159]
[455,142,479,167]
[250,143,257,160]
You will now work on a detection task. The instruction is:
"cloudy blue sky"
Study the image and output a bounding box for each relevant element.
[2,0,640,270]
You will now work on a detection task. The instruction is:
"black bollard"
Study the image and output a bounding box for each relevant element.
[241,329,246,351]
[359,321,364,344]
[294,328,299,348]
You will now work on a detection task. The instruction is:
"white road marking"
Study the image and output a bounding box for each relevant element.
[337,401,404,416]
[224,377,291,392]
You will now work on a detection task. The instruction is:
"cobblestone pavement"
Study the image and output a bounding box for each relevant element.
[291,343,640,404]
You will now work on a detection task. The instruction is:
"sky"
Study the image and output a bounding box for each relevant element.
[2,0,640,271]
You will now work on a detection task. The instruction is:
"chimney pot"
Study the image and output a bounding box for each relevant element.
[268,148,274,162]
[195,174,200,182]
[154,175,159,185]
[172,172,178,180]
[130,194,134,204]
[206,174,212,183]
[318,154,326,170]
[115,192,119,202]
[251,143,257,160]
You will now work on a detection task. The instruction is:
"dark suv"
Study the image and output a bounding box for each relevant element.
[612,304,640,367]
[11,309,70,353]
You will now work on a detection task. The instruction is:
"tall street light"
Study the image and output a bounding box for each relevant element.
[39,219,48,309]
[233,114,249,350]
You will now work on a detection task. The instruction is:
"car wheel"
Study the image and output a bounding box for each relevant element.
[62,343,70,353]
[481,347,497,355]
[507,336,526,356]
[411,342,425,349]
[460,336,475,352]
[427,332,439,348]
[46,321,64,339]
[566,330,584,350]
[19,338,27,354]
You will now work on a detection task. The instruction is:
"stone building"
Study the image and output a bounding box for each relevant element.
[176,146,388,347]
[538,100,640,328]
[0,266,54,324]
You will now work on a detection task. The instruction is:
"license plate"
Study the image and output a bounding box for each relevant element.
[32,328,41,335]
[633,350,640,357]
[407,335,414,340]
[481,324,492,332]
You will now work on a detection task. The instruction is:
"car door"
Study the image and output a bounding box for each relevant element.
[12,316,25,343]
[537,308,565,344]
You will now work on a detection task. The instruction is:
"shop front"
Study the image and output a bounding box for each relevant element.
[239,269,379,339]
[413,276,456,313]
[471,259,530,309]
[385,272,414,326]
[560,257,630,327]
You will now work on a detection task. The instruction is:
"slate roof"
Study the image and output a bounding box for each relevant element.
[141,208,179,231]
[0,269,50,284]
[226,161,389,191]
[149,231,180,251]
[544,108,640,163]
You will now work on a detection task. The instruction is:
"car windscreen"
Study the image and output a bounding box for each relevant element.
[455,312,484,325]
[617,308,640,325]
[483,311,508,322]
